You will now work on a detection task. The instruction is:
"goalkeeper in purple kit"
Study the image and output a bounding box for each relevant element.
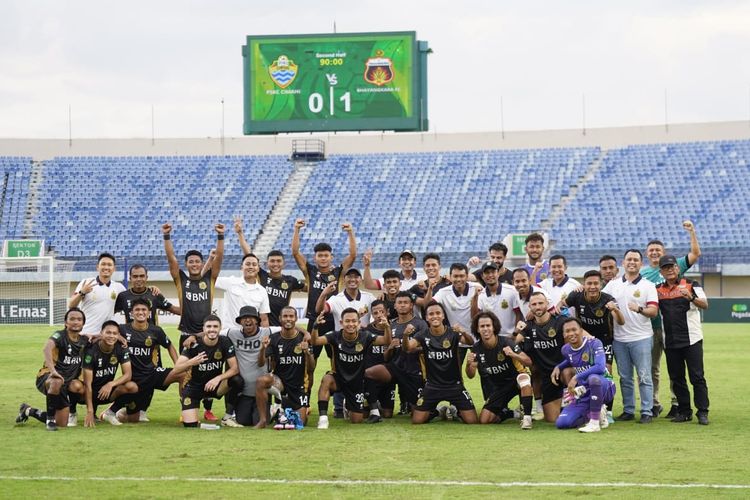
[551,317,616,432]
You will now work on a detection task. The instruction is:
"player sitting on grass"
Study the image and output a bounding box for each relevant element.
[466,311,534,429]
[551,317,616,433]
[254,306,316,429]
[16,308,89,431]
[311,308,392,428]
[173,314,241,428]
[82,320,138,427]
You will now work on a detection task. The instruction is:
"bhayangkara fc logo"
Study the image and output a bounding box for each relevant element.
[269,55,298,89]
[364,50,394,86]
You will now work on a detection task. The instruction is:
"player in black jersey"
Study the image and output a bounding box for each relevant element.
[311,307,391,428]
[16,308,88,431]
[82,320,137,427]
[255,307,316,428]
[514,292,568,423]
[403,301,478,425]
[235,218,306,327]
[409,253,452,313]
[115,264,180,324]
[173,314,240,427]
[466,312,534,428]
[559,270,624,372]
[162,221,224,340]
[292,217,357,337]
[110,299,182,423]
[362,250,401,320]
[361,300,397,423]
[365,291,427,415]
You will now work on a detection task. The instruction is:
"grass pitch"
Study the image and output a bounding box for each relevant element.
[1,324,749,499]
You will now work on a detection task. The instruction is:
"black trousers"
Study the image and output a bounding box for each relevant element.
[665,341,709,414]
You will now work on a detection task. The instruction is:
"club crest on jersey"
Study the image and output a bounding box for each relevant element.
[145,337,153,347]
[199,281,207,290]
[110,355,118,365]
[269,55,298,89]
[501,300,509,309]
[293,345,303,354]
[364,50,394,86]
[281,282,289,290]
[327,275,336,282]
[442,340,451,349]
[547,328,556,338]
[183,397,191,406]
[595,309,604,318]
[214,351,223,360]
[111,291,117,300]
[633,290,641,298]
[355,343,364,353]
[497,352,505,362]
[582,352,590,362]
[540,273,548,280]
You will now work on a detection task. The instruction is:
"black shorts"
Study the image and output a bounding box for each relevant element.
[365,380,396,410]
[593,336,614,365]
[540,371,563,405]
[181,384,222,411]
[414,382,475,412]
[385,362,424,406]
[332,373,365,414]
[482,381,520,415]
[35,373,73,408]
[279,379,310,410]
[131,367,173,413]
[235,395,262,426]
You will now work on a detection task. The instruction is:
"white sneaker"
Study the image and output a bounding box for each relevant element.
[100,409,122,426]
[532,409,545,421]
[578,419,601,433]
[446,405,458,421]
[317,416,329,429]
[67,413,78,427]
[599,410,609,429]
[513,406,523,419]
[437,404,449,420]
[115,408,128,423]
[139,411,150,422]
[221,415,243,428]
[521,415,533,430]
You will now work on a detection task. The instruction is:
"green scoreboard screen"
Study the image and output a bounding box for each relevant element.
[242,31,429,134]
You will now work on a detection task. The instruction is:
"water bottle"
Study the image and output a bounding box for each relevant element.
[200,423,220,430]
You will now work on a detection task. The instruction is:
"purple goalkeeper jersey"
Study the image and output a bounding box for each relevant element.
[557,336,606,384]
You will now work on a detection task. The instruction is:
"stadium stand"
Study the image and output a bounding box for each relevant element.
[4,138,749,271]
[30,155,293,269]
[0,156,32,241]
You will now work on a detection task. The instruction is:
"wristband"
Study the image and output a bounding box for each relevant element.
[217,235,225,240]
[163,234,171,241]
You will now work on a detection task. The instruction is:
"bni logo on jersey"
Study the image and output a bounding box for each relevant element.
[269,55,298,88]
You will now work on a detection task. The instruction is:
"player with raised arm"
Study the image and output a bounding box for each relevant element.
[82,320,138,427]
[16,308,88,431]
[552,317,617,432]
[311,308,392,428]
[402,301,478,425]
[467,242,514,286]
[466,311,534,428]
[172,314,241,428]
[255,307,316,428]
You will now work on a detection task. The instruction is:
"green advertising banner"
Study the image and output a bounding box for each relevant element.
[243,32,428,134]
[702,298,750,323]
[0,299,66,324]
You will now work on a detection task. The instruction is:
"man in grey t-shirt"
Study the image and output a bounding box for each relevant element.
[221,305,279,426]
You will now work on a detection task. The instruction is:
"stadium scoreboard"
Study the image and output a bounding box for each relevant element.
[243,31,429,134]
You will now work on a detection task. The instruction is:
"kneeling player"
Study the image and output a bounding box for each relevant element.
[466,312,534,429]
[403,301,478,425]
[82,320,138,427]
[255,307,316,428]
[16,308,88,431]
[173,314,241,427]
[312,308,392,428]
[109,299,182,423]
[551,318,616,433]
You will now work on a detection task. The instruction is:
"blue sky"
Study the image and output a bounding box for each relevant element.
[1,0,749,137]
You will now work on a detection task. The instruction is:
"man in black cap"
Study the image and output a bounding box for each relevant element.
[655,255,710,425]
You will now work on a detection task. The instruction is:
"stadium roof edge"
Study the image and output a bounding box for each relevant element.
[1,120,749,160]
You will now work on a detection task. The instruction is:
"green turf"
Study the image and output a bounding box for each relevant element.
[1,324,749,499]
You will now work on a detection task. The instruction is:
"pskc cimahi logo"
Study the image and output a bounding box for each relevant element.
[269,55,298,89]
